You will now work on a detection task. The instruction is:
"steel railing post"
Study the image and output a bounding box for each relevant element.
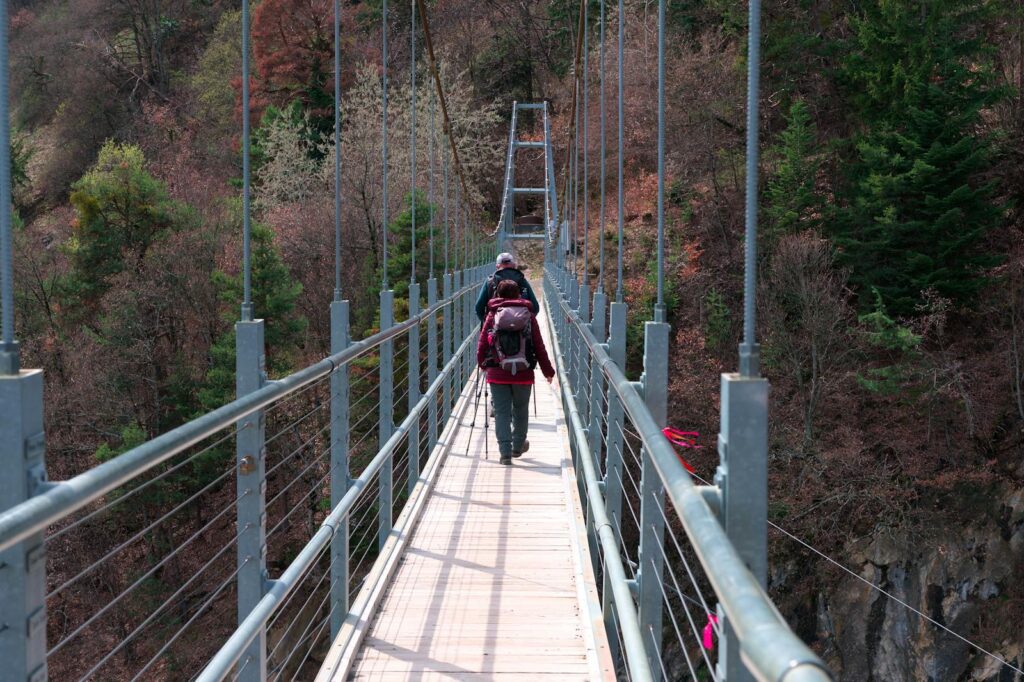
[716,373,769,682]
[576,285,591,419]
[638,319,669,680]
[602,299,628,667]
[0,369,47,682]
[407,283,421,494]
[378,290,395,550]
[589,290,607,466]
[453,270,463,388]
[426,278,439,450]
[442,274,453,423]
[235,319,267,681]
[329,299,350,639]
[586,289,608,575]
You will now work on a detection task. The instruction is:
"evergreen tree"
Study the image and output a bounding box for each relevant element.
[378,191,433,306]
[64,141,198,307]
[199,222,307,412]
[833,0,1005,315]
[764,99,821,251]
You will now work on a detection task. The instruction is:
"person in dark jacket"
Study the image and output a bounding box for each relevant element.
[475,252,539,323]
[477,280,555,465]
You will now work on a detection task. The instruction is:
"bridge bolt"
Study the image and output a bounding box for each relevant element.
[239,455,256,476]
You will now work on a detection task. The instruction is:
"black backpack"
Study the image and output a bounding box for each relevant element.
[486,269,529,301]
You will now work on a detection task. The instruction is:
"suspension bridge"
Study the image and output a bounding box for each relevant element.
[0,0,840,679]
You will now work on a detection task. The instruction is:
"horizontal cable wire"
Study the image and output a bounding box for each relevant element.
[48,425,242,542]
[647,523,718,678]
[76,543,251,681]
[127,559,250,682]
[262,372,333,419]
[264,400,330,451]
[48,462,236,599]
[48,488,253,655]
[266,446,331,510]
[265,418,332,480]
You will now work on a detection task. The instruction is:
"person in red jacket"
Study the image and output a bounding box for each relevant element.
[477,280,556,465]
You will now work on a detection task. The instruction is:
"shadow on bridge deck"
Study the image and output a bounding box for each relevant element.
[316,295,614,681]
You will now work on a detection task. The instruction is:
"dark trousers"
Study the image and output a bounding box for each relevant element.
[489,383,532,458]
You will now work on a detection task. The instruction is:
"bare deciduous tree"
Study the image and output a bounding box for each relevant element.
[761,232,852,448]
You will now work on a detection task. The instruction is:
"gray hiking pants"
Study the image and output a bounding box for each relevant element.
[489,383,532,458]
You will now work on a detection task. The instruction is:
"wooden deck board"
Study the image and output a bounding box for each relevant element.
[318,292,614,681]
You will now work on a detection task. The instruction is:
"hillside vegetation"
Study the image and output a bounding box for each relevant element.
[7,0,1024,678]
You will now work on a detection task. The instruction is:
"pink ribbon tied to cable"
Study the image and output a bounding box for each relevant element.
[702,613,719,650]
[661,426,700,473]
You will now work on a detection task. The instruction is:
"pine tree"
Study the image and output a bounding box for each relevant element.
[379,190,433,306]
[199,223,307,412]
[764,99,821,251]
[833,0,1005,315]
[64,142,198,307]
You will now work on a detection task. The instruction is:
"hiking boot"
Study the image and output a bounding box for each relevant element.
[500,456,512,465]
[512,440,529,458]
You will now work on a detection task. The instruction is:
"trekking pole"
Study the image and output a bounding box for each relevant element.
[533,381,538,417]
[484,381,490,460]
[465,371,483,457]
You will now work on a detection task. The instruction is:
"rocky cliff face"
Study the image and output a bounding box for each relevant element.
[815,489,1024,681]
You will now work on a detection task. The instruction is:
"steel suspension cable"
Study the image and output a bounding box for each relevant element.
[582,12,590,286]
[333,0,342,300]
[413,0,470,203]
[429,89,436,278]
[655,0,665,321]
[573,86,580,277]
[740,0,762,376]
[410,0,417,283]
[0,0,14,373]
[443,151,450,273]
[560,0,589,220]
[241,0,253,321]
[598,0,607,292]
[616,0,625,301]
[455,183,462,270]
[381,0,390,289]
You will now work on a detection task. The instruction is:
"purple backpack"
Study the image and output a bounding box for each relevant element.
[490,306,534,375]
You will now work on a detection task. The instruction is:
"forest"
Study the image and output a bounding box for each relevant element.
[5,0,1024,679]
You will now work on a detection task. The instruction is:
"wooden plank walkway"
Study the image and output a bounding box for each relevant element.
[317,294,614,681]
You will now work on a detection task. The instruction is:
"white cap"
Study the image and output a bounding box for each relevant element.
[496,252,515,268]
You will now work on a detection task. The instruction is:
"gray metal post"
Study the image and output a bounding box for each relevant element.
[407,282,421,494]
[454,270,464,385]
[576,286,591,420]
[442,274,453,423]
[0,370,46,682]
[602,300,628,667]
[426,278,439,450]
[329,300,350,639]
[378,290,395,550]
[589,291,607,467]
[586,291,607,573]
[235,319,267,681]
[715,373,768,682]
[637,319,669,679]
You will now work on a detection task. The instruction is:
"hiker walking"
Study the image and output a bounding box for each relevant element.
[477,280,555,465]
[475,252,539,323]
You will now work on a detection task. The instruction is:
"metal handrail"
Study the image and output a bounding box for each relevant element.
[541,304,654,681]
[196,330,478,682]
[546,267,832,682]
[0,282,479,554]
